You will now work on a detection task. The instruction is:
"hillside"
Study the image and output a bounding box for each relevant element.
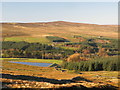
[1,21,118,40]
[1,21,119,89]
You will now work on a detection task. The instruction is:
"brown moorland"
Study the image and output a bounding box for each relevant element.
[1,21,118,39]
[1,61,119,89]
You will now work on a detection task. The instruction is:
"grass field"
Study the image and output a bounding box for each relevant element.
[61,46,78,50]
[4,36,50,44]
[1,58,63,64]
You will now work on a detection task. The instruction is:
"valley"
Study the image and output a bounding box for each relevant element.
[1,21,119,89]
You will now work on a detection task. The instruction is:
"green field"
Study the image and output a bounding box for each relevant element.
[61,46,78,50]
[2,58,63,64]
[4,37,50,44]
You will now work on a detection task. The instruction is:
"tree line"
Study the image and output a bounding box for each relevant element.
[2,41,74,59]
[1,37,119,60]
[62,56,119,71]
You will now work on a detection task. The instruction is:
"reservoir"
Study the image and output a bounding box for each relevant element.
[9,61,52,67]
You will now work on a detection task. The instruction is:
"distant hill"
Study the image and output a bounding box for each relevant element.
[1,21,118,40]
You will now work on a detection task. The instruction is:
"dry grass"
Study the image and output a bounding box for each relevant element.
[2,21,118,41]
[1,60,119,89]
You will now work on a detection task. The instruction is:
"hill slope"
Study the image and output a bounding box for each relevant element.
[1,21,118,40]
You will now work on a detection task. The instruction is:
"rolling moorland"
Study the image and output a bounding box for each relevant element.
[1,21,119,89]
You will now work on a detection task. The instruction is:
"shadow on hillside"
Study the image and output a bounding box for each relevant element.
[1,85,118,90]
[1,74,118,90]
[1,81,13,88]
[1,74,91,84]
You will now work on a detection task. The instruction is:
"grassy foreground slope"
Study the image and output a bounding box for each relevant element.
[2,59,119,89]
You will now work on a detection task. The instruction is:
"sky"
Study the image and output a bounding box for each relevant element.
[1,2,118,25]
[1,0,119,2]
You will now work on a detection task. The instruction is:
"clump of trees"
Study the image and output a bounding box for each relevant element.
[2,41,74,59]
[62,56,119,71]
[46,36,70,42]
[97,47,108,57]
[63,38,119,57]
[1,37,119,60]
[67,53,88,62]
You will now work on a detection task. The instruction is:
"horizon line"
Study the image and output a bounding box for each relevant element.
[0,20,118,25]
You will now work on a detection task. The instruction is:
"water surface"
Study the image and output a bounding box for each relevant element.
[9,61,52,67]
